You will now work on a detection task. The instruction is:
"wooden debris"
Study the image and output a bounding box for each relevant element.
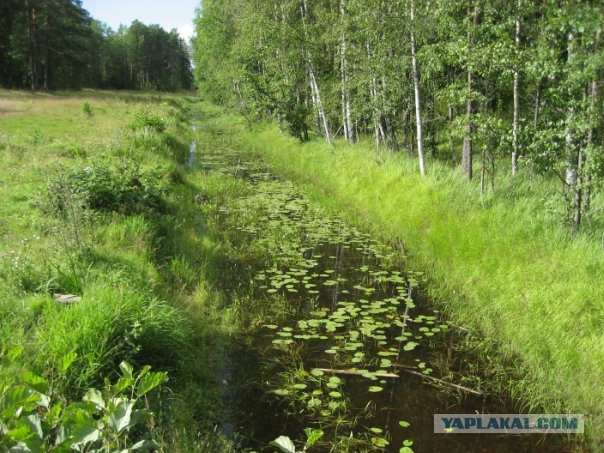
[393,364,484,396]
[53,294,81,304]
[195,193,210,204]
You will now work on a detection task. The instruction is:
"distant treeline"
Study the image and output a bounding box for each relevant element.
[0,0,193,91]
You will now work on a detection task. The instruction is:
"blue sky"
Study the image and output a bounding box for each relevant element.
[82,0,199,41]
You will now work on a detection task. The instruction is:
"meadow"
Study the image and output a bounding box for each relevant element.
[0,90,240,451]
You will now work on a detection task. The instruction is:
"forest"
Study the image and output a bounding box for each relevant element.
[0,0,193,91]
[195,0,603,232]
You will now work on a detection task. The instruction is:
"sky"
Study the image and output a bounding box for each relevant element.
[82,0,199,42]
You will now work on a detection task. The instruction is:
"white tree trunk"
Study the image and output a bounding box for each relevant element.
[410,0,425,175]
[565,31,580,231]
[340,0,354,143]
[301,0,332,145]
[512,2,521,178]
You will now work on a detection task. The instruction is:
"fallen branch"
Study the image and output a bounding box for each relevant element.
[312,368,399,379]
[447,322,470,332]
[393,364,484,396]
[53,294,81,304]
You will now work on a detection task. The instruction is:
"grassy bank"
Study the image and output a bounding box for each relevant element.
[0,90,238,451]
[197,103,604,446]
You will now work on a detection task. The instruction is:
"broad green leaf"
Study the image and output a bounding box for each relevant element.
[304,428,324,447]
[8,424,41,452]
[269,435,296,453]
[131,439,160,451]
[20,372,49,395]
[403,342,419,352]
[0,386,40,418]
[63,407,100,447]
[137,371,168,397]
[83,388,105,410]
[9,415,44,452]
[119,361,133,378]
[23,414,43,439]
[107,398,134,433]
[371,437,389,448]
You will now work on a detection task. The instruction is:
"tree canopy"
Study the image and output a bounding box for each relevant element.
[194,0,603,232]
[0,0,193,91]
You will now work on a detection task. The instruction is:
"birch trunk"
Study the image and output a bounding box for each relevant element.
[301,0,332,145]
[410,0,425,175]
[512,2,521,178]
[584,28,600,220]
[366,42,383,149]
[462,0,477,181]
[584,80,598,221]
[566,31,580,232]
[340,0,354,143]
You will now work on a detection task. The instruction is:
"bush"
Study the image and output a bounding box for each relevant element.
[82,102,93,117]
[0,350,167,453]
[129,110,166,133]
[45,159,166,216]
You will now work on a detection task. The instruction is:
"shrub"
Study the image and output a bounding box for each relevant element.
[82,102,93,117]
[129,110,166,133]
[45,159,166,217]
[0,349,167,453]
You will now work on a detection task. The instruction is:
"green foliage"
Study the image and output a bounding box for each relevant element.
[0,93,235,452]
[0,3,193,91]
[0,349,167,453]
[129,110,167,133]
[270,428,324,453]
[194,0,604,230]
[45,159,165,216]
[82,103,93,118]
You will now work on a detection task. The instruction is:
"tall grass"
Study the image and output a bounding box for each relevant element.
[199,106,604,443]
[34,275,187,395]
[0,92,238,449]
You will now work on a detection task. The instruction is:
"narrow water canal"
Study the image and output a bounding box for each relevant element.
[189,122,571,452]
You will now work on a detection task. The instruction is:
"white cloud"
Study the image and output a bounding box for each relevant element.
[177,23,195,43]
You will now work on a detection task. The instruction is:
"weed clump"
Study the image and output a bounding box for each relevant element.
[129,109,166,133]
[82,101,93,117]
[45,159,166,216]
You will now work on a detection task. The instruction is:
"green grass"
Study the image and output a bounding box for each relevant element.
[193,102,604,446]
[0,90,242,450]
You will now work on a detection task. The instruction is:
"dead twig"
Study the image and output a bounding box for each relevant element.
[393,364,484,396]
